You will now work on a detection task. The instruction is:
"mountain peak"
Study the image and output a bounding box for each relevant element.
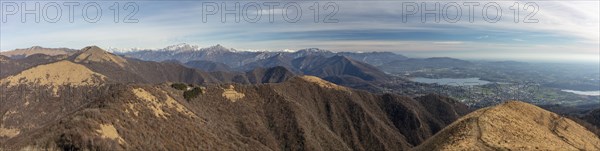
[81,45,104,52]
[415,100,600,150]
[297,76,349,91]
[296,48,333,55]
[297,48,331,53]
[200,44,235,53]
[270,52,288,59]
[163,43,200,51]
[29,46,43,49]
[331,55,352,60]
[290,48,333,58]
[207,44,228,50]
[74,46,128,67]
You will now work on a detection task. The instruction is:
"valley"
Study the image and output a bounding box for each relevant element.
[115,44,599,109]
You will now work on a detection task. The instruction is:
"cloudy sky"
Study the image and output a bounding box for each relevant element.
[1,1,598,63]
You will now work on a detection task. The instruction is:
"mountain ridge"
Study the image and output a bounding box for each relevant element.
[72,46,128,67]
[0,46,76,59]
[415,100,600,150]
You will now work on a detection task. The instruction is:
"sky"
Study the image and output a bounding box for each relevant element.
[0,0,598,63]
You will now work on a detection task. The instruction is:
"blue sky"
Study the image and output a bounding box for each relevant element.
[1,1,598,63]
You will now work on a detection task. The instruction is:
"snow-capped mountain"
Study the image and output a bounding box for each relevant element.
[116,44,408,68]
[163,43,201,51]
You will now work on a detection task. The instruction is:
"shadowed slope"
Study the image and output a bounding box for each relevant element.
[184,60,232,72]
[293,55,390,81]
[1,76,467,150]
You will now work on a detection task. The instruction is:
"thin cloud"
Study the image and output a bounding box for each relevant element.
[433,41,464,45]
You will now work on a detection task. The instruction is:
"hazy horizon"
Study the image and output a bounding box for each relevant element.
[3,43,599,64]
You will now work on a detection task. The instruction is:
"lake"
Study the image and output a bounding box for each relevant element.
[561,90,600,96]
[411,77,491,86]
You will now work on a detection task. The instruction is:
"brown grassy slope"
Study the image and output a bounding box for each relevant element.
[1,76,468,150]
[0,59,114,144]
[0,84,115,144]
[1,84,250,150]
[0,54,69,78]
[414,101,600,151]
[0,60,107,95]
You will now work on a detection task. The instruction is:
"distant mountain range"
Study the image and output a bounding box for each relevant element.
[2,45,475,83]
[113,44,404,89]
[114,44,408,68]
[0,46,76,59]
[0,45,398,85]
